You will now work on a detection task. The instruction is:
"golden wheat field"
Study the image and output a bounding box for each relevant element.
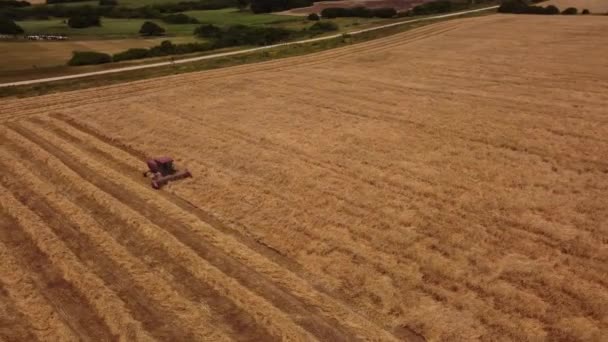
[1,14,607,341]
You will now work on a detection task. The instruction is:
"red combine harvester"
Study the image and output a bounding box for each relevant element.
[143,156,192,189]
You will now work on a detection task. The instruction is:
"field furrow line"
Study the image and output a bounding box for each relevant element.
[53,108,608,296]
[0,281,39,342]
[8,122,328,342]
[49,110,608,296]
[275,80,608,173]
[40,116,554,334]
[43,114,452,332]
[0,182,154,342]
[0,146,237,342]
[2,130,279,342]
[197,110,607,265]
[0,238,76,342]
[18,119,399,341]
[0,19,470,122]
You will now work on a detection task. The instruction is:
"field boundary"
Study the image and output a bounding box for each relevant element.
[0,6,498,88]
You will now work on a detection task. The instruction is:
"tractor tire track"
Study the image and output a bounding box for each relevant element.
[0,131,276,342]
[0,275,40,342]
[8,122,331,342]
[0,148,239,341]
[16,119,398,341]
[0,190,121,342]
[0,236,79,342]
[42,111,545,336]
[45,113,608,329]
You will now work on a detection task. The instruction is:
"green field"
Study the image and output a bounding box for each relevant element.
[185,8,298,26]
[17,8,300,38]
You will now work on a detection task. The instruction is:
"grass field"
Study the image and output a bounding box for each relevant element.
[0,36,197,72]
[1,14,607,341]
[16,8,300,38]
[17,18,197,37]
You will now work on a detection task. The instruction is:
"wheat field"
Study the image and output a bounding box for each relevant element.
[0,14,607,341]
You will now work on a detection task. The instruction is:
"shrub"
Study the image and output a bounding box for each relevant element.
[307,12,319,21]
[139,21,165,36]
[162,13,199,24]
[499,0,561,15]
[561,7,577,15]
[309,21,338,32]
[68,51,111,66]
[47,0,88,3]
[321,6,396,18]
[372,7,396,18]
[0,0,30,8]
[112,48,149,62]
[67,14,101,28]
[99,0,117,6]
[582,9,590,15]
[498,0,528,14]
[194,23,221,38]
[545,5,559,15]
[250,0,312,14]
[411,0,452,15]
[0,16,23,34]
[213,25,292,47]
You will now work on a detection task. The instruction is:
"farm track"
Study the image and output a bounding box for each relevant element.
[0,18,474,122]
[1,15,607,341]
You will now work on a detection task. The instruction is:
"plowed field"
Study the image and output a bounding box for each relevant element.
[1,14,607,341]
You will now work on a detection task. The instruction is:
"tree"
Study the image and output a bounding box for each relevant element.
[582,9,590,14]
[139,21,165,36]
[0,17,24,34]
[545,5,559,14]
[162,13,199,24]
[194,23,221,38]
[68,51,111,66]
[561,7,578,15]
[67,14,101,28]
[237,0,248,10]
[307,13,320,21]
[309,21,338,32]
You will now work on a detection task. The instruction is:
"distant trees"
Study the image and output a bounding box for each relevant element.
[236,0,249,10]
[67,14,101,28]
[162,13,199,24]
[193,23,221,38]
[0,16,23,34]
[561,7,578,15]
[321,7,397,18]
[307,13,319,21]
[250,0,313,14]
[309,21,337,32]
[0,0,30,8]
[498,0,562,15]
[99,0,117,6]
[410,0,453,15]
[47,0,88,4]
[582,9,590,14]
[194,23,293,47]
[68,51,111,65]
[139,21,165,36]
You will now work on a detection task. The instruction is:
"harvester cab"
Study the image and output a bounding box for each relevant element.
[143,156,192,189]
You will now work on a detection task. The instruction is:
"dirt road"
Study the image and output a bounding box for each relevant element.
[1,14,607,341]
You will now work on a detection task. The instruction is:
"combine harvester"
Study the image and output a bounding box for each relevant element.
[143,156,191,189]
